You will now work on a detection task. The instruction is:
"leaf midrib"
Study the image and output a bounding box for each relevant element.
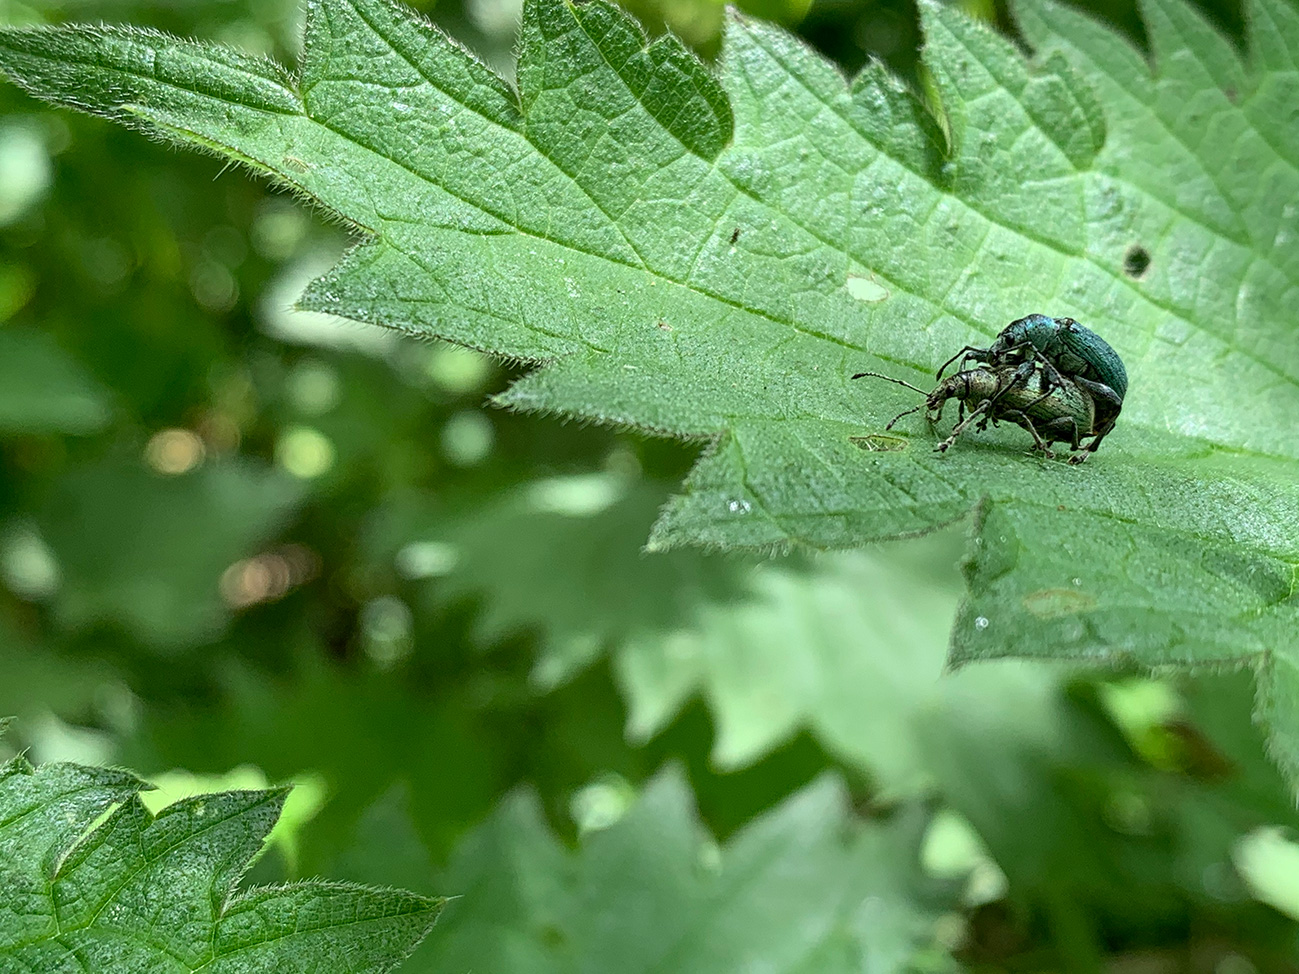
[64,793,282,946]
[0,29,304,118]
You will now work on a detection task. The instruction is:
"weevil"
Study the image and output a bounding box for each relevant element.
[854,363,1098,461]
[935,314,1127,457]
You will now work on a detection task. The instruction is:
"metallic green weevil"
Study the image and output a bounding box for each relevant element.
[935,314,1126,457]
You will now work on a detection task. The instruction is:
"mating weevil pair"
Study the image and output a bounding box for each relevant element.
[855,314,1128,463]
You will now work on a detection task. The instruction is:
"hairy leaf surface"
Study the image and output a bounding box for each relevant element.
[0,746,442,973]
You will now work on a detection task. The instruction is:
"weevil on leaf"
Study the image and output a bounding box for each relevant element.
[854,363,1099,462]
[935,314,1127,458]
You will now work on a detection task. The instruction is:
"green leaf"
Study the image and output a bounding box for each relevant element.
[372,477,1071,798]
[0,328,111,435]
[383,767,960,973]
[0,744,442,974]
[0,618,115,730]
[1,0,1297,767]
[35,457,302,647]
[130,646,519,872]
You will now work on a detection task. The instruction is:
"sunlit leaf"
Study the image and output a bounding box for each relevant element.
[0,740,442,974]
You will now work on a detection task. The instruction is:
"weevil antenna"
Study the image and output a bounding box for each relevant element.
[885,403,925,430]
[852,371,927,395]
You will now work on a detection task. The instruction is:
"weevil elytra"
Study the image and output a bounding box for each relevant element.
[935,314,1126,458]
[854,363,1099,462]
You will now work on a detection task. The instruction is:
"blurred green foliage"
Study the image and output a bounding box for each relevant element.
[1,0,1297,970]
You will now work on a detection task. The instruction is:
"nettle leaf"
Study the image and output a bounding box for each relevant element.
[411,767,959,973]
[0,745,442,973]
[371,478,1071,797]
[1,0,1297,766]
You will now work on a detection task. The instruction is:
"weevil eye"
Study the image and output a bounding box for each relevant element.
[1059,317,1077,330]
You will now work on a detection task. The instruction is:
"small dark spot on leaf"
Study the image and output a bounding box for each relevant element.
[1224,86,1238,103]
[656,320,672,331]
[850,434,908,452]
[1123,245,1150,279]
[1057,504,1067,511]
[539,925,566,948]
[1022,588,1096,618]
[729,227,741,244]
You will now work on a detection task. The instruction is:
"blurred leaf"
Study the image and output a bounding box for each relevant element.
[0,328,111,434]
[376,477,1074,800]
[37,457,302,646]
[126,648,518,872]
[355,767,960,974]
[332,785,439,894]
[375,476,1299,962]
[0,617,115,727]
[0,261,35,321]
[0,739,443,974]
[141,764,328,875]
[371,479,747,690]
[0,119,50,222]
[1234,826,1299,922]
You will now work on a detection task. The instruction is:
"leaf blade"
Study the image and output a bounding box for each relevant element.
[0,752,442,974]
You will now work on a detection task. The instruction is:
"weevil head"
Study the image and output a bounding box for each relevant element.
[926,373,964,411]
[989,313,1053,357]
[927,368,997,413]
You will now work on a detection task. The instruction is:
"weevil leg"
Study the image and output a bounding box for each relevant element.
[936,346,990,379]
[1038,417,1084,458]
[1070,417,1115,463]
[1068,377,1121,463]
[1037,354,1067,396]
[1017,354,1064,406]
[979,358,1037,414]
[992,340,1039,371]
[1000,408,1054,458]
[1038,417,1083,452]
[1072,376,1123,423]
[936,398,991,453]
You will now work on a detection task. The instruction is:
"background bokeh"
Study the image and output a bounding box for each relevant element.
[2,0,1298,969]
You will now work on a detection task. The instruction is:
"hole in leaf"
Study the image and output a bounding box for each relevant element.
[846,275,889,302]
[1123,245,1150,279]
[850,434,908,452]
